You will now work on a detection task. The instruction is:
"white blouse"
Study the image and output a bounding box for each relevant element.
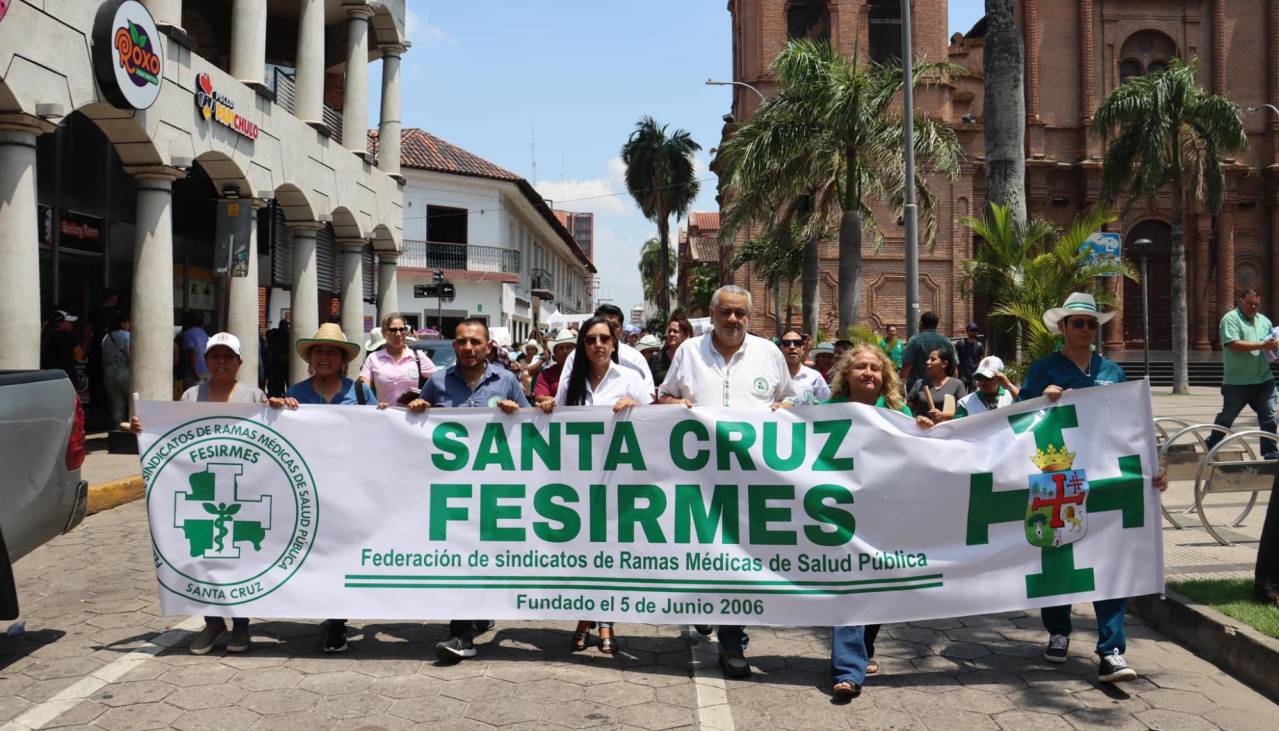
[555,360,653,407]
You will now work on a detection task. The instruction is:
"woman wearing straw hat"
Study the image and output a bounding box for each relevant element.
[274,323,378,653]
[1018,292,1166,683]
[532,329,577,406]
[130,332,271,655]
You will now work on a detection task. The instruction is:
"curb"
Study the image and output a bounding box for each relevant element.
[86,476,144,515]
[1131,589,1279,703]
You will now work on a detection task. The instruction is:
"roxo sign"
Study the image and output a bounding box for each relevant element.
[92,0,164,110]
[195,73,260,140]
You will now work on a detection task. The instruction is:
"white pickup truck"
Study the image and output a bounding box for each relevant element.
[1,369,89,620]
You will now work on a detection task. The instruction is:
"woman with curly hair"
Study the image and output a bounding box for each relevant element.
[822,342,935,700]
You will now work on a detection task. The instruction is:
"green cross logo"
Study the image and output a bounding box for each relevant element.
[965,405,1146,598]
[174,463,271,559]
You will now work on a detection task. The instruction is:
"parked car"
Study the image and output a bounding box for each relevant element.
[1,370,89,620]
[408,339,457,370]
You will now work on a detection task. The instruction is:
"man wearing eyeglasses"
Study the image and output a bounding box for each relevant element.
[657,285,793,679]
[420,318,527,663]
[779,329,830,405]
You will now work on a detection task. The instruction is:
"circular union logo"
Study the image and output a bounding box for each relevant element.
[143,417,318,606]
[752,377,770,396]
[487,396,501,408]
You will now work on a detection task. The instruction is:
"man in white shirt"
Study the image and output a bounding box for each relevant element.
[779,329,831,405]
[657,285,792,679]
[559,304,654,392]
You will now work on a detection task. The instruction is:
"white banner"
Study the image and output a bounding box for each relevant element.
[137,380,1163,626]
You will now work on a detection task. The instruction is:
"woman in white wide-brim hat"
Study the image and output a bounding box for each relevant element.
[1016,292,1166,685]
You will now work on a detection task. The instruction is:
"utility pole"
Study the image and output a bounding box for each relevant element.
[901,0,919,338]
[433,269,444,332]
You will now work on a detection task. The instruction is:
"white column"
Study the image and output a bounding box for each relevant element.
[339,240,366,364]
[294,0,325,128]
[377,251,399,320]
[342,2,374,153]
[230,0,267,86]
[0,122,44,370]
[142,0,184,30]
[228,199,265,387]
[377,44,406,177]
[130,171,182,401]
[289,224,322,384]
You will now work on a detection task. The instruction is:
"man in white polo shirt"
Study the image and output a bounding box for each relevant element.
[657,285,792,679]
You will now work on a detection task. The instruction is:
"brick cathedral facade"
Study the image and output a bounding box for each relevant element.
[714,0,1279,351]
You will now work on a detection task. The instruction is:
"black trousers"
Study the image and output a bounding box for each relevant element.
[1257,471,1279,591]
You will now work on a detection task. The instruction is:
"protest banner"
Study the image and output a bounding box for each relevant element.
[136,380,1162,625]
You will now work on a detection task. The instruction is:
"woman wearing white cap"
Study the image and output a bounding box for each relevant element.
[954,356,1018,418]
[130,332,268,655]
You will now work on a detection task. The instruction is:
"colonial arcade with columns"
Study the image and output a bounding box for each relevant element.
[0,0,409,406]
[721,0,1279,350]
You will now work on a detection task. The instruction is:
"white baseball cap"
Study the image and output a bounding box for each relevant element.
[205,332,242,357]
[975,355,1005,379]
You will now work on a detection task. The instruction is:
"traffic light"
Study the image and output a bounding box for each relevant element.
[440,283,456,300]
[433,269,445,283]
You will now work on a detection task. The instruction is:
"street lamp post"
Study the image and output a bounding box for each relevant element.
[705,79,766,103]
[1134,238,1153,384]
[900,0,920,338]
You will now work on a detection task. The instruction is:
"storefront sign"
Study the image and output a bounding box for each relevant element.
[38,206,105,251]
[136,381,1162,623]
[195,73,260,141]
[92,0,164,111]
[214,199,255,277]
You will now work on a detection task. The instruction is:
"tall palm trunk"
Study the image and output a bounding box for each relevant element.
[1169,189,1190,394]
[837,210,862,334]
[802,235,819,337]
[785,277,795,331]
[983,0,1027,232]
[657,216,671,316]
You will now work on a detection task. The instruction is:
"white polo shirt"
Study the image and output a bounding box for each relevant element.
[788,364,832,405]
[554,361,652,406]
[658,333,792,407]
[559,342,655,393]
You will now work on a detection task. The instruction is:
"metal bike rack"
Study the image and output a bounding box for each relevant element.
[1156,423,1234,529]
[1192,429,1277,546]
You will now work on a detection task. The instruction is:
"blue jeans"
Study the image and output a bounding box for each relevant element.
[1040,598,1127,656]
[830,625,869,684]
[205,616,248,630]
[1205,380,1277,457]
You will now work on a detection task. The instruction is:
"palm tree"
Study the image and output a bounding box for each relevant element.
[731,224,805,332]
[637,237,675,312]
[718,39,962,331]
[1091,58,1247,393]
[983,0,1027,231]
[964,204,1138,360]
[621,117,701,316]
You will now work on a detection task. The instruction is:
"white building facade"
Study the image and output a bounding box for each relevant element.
[392,129,595,343]
[0,0,409,403]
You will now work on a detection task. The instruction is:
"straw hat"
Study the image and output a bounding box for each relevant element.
[364,328,386,352]
[296,323,360,362]
[809,341,835,360]
[637,334,662,352]
[549,330,576,348]
[1043,292,1115,333]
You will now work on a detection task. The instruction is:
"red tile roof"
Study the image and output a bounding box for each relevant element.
[368,128,520,181]
[690,211,720,230]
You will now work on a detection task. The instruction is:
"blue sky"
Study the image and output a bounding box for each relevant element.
[372,1,985,311]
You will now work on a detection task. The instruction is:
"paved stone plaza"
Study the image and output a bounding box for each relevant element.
[2,387,1277,730]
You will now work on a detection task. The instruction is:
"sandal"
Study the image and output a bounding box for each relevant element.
[866,659,879,675]
[832,681,861,699]
[599,625,617,654]
[571,621,594,652]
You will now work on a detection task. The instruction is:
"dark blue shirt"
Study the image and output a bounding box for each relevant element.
[422,362,530,408]
[287,377,376,405]
[1017,352,1127,401]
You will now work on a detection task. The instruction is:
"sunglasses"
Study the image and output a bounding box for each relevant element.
[585,334,613,345]
[385,327,409,334]
[1068,318,1099,331]
[781,339,803,347]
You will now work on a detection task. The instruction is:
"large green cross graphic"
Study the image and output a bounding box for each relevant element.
[965,405,1146,598]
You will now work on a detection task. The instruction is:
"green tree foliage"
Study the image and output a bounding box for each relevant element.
[637,237,675,312]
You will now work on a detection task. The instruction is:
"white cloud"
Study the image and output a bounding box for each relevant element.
[534,178,630,216]
[607,156,627,185]
[405,8,451,47]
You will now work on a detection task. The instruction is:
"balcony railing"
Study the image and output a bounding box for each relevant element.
[531,268,554,299]
[401,240,521,274]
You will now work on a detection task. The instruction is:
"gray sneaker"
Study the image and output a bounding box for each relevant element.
[190,621,226,655]
[227,623,251,653]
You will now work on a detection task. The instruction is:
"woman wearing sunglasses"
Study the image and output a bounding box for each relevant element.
[360,313,435,411]
[539,316,652,653]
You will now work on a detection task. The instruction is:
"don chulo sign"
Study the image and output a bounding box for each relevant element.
[136,381,1163,625]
